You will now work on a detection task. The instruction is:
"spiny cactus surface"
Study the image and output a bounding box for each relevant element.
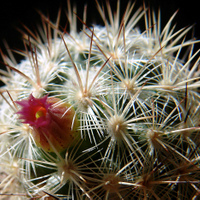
[0,1,200,199]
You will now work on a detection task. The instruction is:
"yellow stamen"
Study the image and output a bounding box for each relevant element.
[35,107,46,119]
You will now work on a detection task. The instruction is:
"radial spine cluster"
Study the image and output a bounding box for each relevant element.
[0,0,200,199]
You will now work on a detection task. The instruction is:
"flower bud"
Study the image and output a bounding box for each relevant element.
[16,94,79,152]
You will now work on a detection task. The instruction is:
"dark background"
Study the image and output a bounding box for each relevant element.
[0,0,199,61]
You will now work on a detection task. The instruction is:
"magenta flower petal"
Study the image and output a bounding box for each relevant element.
[16,94,79,152]
[16,94,51,127]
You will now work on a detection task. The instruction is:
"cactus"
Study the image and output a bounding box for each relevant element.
[0,0,200,199]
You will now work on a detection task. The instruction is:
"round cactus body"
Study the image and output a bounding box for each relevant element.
[0,1,199,199]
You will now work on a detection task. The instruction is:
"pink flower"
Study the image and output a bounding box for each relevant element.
[16,94,79,152]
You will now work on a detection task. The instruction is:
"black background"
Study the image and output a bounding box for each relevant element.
[0,0,199,62]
